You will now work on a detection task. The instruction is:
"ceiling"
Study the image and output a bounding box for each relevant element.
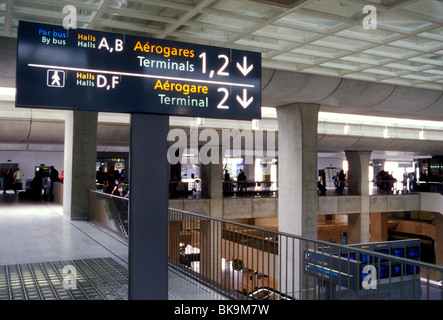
[1,0,443,92]
[0,0,443,160]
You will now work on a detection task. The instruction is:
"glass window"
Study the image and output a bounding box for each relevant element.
[301,0,365,21]
[291,44,349,59]
[312,35,372,51]
[321,59,372,72]
[235,35,294,51]
[401,0,443,21]
[275,12,345,32]
[208,0,281,20]
[377,13,435,33]
[364,45,420,59]
[363,0,405,7]
[174,25,235,42]
[254,25,318,43]
[273,52,325,65]
[192,13,258,33]
[336,25,400,44]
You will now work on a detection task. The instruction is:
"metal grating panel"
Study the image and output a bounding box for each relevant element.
[0,258,128,300]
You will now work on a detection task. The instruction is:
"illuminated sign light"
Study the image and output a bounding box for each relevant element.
[16,21,261,121]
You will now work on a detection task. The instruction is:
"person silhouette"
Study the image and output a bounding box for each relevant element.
[51,71,61,86]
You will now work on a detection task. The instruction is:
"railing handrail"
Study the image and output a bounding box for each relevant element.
[168,207,443,273]
[89,189,129,201]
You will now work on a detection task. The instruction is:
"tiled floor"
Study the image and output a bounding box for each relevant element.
[0,194,128,267]
[0,192,226,300]
[0,257,129,300]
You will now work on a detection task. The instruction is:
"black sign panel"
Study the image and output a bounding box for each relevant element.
[16,21,261,120]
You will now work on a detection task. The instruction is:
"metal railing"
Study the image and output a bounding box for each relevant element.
[169,180,278,198]
[168,208,443,300]
[88,190,128,236]
[223,180,278,197]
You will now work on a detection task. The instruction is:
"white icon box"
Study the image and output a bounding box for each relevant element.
[47,69,65,87]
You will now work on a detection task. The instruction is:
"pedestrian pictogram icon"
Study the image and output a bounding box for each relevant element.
[47,69,65,87]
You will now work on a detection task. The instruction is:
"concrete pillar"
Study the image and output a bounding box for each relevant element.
[277,103,319,238]
[345,150,372,196]
[276,103,319,298]
[345,150,372,244]
[200,219,222,283]
[371,212,388,242]
[63,110,98,219]
[200,146,224,210]
[242,155,255,182]
[435,214,443,271]
[199,146,224,282]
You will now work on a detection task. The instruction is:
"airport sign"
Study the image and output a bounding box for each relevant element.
[16,21,261,120]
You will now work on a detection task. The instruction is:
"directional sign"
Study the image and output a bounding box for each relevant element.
[16,21,261,120]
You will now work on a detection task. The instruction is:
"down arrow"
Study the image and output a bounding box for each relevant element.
[236,56,253,76]
[237,89,253,109]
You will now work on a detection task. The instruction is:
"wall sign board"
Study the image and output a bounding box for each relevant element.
[16,21,261,120]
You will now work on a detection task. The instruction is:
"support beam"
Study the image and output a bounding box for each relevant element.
[371,212,388,242]
[63,110,98,219]
[128,113,169,300]
[199,146,224,282]
[345,150,372,196]
[276,103,319,298]
[277,103,319,238]
[345,150,372,244]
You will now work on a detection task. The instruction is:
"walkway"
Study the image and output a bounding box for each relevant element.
[0,192,225,300]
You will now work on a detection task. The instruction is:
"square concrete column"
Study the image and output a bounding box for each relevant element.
[345,150,372,196]
[198,145,226,284]
[63,110,98,219]
[345,150,372,244]
[370,212,388,242]
[277,103,319,238]
[276,103,319,298]
[200,146,225,217]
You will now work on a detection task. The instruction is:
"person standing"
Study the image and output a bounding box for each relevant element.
[223,169,231,195]
[3,169,14,194]
[13,168,22,193]
[49,166,60,201]
[338,169,346,192]
[237,169,247,193]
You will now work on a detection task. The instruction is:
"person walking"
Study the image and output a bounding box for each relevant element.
[13,168,22,193]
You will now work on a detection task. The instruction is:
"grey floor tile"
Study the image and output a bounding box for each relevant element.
[0,194,226,300]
